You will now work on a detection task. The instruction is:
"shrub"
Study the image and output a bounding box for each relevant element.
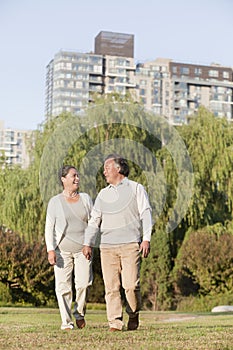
[174,225,233,298]
[0,226,55,306]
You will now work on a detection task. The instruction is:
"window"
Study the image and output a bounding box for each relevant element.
[223,71,229,79]
[140,80,147,86]
[152,96,160,104]
[180,99,186,107]
[116,86,125,92]
[116,77,126,84]
[76,81,83,88]
[209,70,219,78]
[109,59,115,68]
[180,67,189,75]
[172,66,177,73]
[93,65,102,73]
[151,65,160,71]
[194,68,202,75]
[217,87,225,94]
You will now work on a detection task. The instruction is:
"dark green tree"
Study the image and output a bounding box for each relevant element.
[174,223,233,297]
[141,228,173,311]
[0,226,55,305]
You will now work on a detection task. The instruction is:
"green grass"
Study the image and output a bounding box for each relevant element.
[0,307,233,350]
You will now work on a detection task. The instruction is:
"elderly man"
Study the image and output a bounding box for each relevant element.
[83,154,153,332]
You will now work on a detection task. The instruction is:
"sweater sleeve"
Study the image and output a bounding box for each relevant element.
[136,184,153,242]
[44,197,56,252]
[141,208,153,242]
[83,194,102,246]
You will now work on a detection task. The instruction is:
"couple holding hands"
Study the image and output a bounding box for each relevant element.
[45,154,152,331]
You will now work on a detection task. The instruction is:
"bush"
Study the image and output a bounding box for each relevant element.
[176,293,233,312]
[174,226,233,297]
[0,282,12,304]
[0,226,55,306]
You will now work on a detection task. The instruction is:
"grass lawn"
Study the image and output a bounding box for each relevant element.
[0,307,233,349]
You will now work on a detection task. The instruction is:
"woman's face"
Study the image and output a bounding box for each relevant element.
[62,168,80,191]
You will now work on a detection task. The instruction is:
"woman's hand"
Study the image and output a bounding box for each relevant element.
[82,245,92,260]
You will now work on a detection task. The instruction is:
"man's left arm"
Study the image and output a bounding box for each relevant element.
[136,184,153,258]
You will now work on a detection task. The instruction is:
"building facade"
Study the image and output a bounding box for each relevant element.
[45,31,233,125]
[45,31,137,119]
[135,58,233,124]
[45,51,103,117]
[0,120,31,168]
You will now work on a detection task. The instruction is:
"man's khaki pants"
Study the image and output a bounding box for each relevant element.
[100,243,141,330]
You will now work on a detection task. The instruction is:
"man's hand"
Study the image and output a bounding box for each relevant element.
[82,245,92,260]
[139,241,150,258]
[48,250,56,265]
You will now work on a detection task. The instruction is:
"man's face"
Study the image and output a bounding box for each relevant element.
[103,158,120,184]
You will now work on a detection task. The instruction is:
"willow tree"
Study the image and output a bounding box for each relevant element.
[39,100,163,209]
[0,113,74,241]
[179,107,233,228]
[0,165,44,241]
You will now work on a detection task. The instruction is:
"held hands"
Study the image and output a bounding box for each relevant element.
[82,245,92,260]
[48,250,56,265]
[139,241,150,258]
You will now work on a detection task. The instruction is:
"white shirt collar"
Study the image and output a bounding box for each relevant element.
[108,177,128,188]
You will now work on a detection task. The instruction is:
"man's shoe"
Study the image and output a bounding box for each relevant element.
[109,327,121,332]
[127,314,139,331]
[76,319,86,329]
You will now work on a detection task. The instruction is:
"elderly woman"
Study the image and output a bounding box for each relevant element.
[45,165,93,330]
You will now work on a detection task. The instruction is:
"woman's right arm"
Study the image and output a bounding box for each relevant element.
[45,197,56,253]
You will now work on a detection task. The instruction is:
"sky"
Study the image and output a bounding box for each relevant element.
[0,0,233,130]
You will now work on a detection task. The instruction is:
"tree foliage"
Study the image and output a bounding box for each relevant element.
[179,107,233,227]
[141,230,173,310]
[0,102,233,308]
[174,224,233,297]
[0,226,55,305]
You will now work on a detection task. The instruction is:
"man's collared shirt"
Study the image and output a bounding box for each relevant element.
[84,178,152,247]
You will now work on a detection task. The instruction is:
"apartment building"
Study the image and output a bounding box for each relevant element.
[136,58,233,124]
[45,31,136,118]
[45,52,103,116]
[0,120,31,168]
[45,31,233,124]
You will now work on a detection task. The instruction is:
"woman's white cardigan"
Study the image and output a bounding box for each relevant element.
[45,192,93,252]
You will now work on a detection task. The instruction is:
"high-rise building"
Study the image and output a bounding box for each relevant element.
[136,58,233,124]
[45,31,233,124]
[45,51,103,117]
[45,31,136,119]
[0,120,31,168]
